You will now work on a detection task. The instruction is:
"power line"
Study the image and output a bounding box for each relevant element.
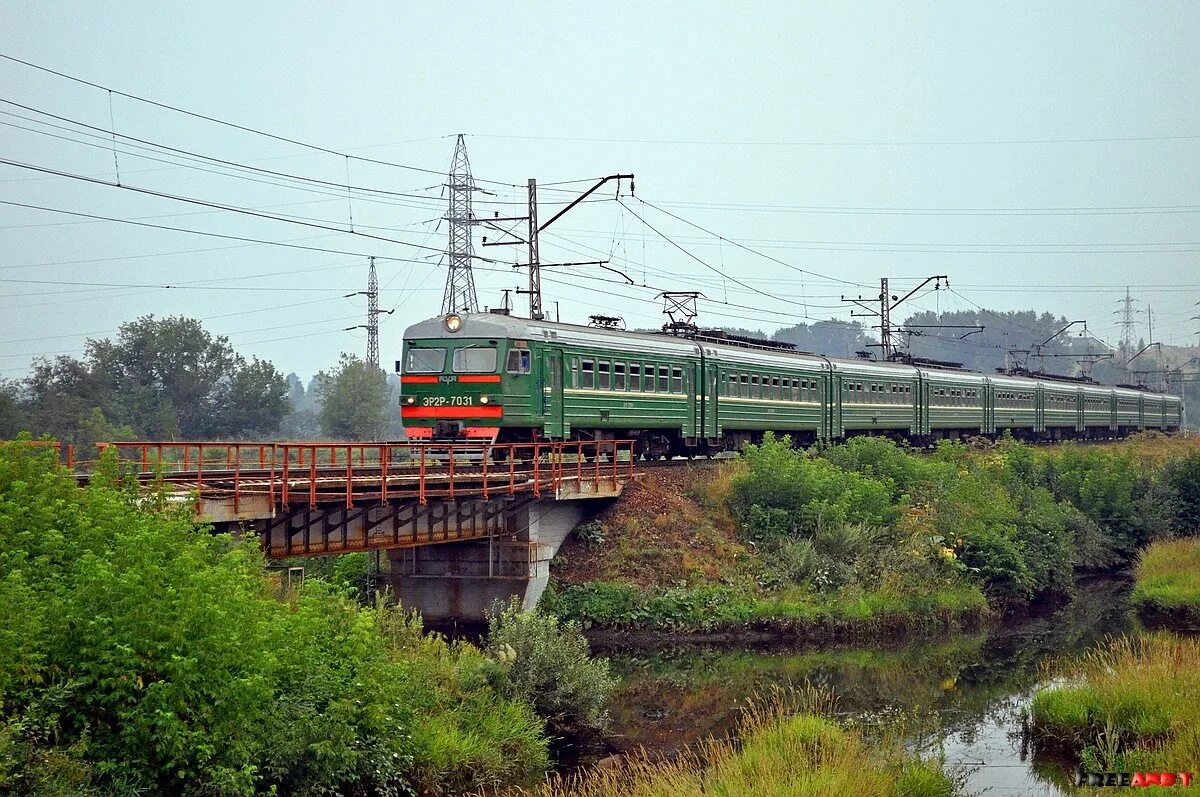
[0,157,476,259]
[640,198,1200,217]
[0,52,586,195]
[635,197,867,288]
[466,130,1200,147]
[0,99,457,205]
[616,198,815,316]
[0,198,446,264]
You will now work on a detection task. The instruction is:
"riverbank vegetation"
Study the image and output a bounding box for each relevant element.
[1030,634,1200,776]
[1131,537,1200,626]
[0,441,612,796]
[547,434,1200,635]
[539,687,958,797]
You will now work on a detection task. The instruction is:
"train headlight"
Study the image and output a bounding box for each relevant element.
[444,313,462,333]
[480,395,490,404]
[405,396,416,405]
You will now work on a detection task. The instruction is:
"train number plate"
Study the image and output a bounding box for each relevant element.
[421,396,475,406]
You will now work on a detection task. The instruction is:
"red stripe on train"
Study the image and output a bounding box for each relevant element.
[401,406,504,419]
[401,374,501,384]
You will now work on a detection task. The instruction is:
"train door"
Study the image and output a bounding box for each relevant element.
[1075,389,1084,433]
[1034,385,1045,433]
[828,373,842,439]
[542,348,565,439]
[916,371,929,437]
[1137,394,1145,430]
[702,354,719,441]
[684,362,699,442]
[983,379,995,434]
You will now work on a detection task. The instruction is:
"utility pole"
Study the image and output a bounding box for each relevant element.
[481,173,634,321]
[441,134,479,315]
[842,275,948,360]
[527,178,540,319]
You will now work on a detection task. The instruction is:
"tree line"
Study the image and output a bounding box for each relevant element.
[0,315,401,448]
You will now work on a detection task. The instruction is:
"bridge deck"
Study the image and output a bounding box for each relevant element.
[82,440,636,522]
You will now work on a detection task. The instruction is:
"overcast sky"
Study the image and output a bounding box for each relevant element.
[2,2,1198,380]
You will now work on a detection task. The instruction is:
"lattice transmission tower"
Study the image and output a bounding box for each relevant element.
[366,256,380,368]
[441,134,479,314]
[1117,287,1138,354]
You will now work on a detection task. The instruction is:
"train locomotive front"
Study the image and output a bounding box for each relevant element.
[398,312,535,443]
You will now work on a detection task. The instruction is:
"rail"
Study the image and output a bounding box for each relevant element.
[90,440,636,511]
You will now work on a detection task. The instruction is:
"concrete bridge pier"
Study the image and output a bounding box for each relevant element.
[385,499,590,621]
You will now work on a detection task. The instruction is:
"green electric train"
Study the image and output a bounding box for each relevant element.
[398,312,1183,456]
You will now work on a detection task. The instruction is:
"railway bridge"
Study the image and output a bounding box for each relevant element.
[78,440,635,620]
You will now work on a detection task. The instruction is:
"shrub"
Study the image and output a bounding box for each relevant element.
[485,599,616,744]
[1164,451,1200,533]
[730,434,897,538]
[0,441,549,795]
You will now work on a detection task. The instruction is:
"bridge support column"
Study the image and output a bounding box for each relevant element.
[385,499,588,621]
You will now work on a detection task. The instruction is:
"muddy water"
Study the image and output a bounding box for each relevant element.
[590,577,1141,795]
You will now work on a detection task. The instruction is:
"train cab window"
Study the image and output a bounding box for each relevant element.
[405,347,446,373]
[505,348,531,374]
[614,362,626,391]
[598,361,611,390]
[671,366,683,394]
[452,346,497,373]
[629,364,641,392]
[581,359,595,389]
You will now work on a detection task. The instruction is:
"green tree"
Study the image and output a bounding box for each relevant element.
[313,354,391,440]
[14,316,289,443]
[0,381,24,438]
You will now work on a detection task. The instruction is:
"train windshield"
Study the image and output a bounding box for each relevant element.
[452,346,497,373]
[405,347,446,373]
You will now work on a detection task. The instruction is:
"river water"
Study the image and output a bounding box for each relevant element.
[589,577,1142,795]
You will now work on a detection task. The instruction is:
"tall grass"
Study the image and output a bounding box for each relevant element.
[1131,538,1200,625]
[536,687,957,797]
[1030,634,1200,774]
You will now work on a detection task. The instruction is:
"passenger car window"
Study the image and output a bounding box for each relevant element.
[598,361,611,390]
[629,363,641,392]
[671,367,683,394]
[614,362,626,391]
[405,347,446,373]
[658,366,669,392]
[581,359,594,388]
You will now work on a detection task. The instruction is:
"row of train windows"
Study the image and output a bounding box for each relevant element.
[574,359,684,393]
[996,391,1034,406]
[1047,394,1075,406]
[721,373,822,400]
[843,382,912,405]
[931,386,978,407]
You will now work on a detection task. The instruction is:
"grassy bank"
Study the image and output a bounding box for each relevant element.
[540,690,957,797]
[1030,634,1200,776]
[547,434,1200,638]
[1131,537,1200,626]
[541,579,987,637]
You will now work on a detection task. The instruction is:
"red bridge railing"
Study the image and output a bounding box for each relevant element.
[92,440,636,512]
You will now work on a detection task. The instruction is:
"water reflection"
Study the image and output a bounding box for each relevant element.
[593,577,1139,794]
